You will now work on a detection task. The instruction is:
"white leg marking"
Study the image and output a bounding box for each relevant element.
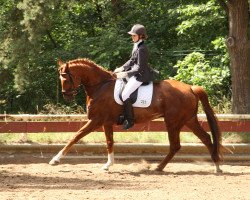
[49,151,63,165]
[101,152,114,171]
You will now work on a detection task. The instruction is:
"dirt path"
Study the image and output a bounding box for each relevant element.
[0,155,249,200]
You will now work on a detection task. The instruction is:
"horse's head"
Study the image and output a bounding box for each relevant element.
[57,60,81,101]
[58,58,116,101]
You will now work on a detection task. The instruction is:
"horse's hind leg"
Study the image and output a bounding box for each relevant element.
[49,119,101,165]
[101,124,115,170]
[186,117,222,173]
[156,127,181,171]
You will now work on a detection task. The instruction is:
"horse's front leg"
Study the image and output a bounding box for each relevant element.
[49,119,101,165]
[101,124,114,171]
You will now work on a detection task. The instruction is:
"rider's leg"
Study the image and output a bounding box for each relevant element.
[122,98,134,129]
[121,76,142,129]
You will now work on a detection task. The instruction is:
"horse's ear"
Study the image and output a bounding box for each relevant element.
[65,62,69,68]
[65,62,70,73]
[57,59,64,66]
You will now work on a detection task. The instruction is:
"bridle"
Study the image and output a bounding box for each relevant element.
[59,63,115,97]
[59,70,114,96]
[59,70,79,96]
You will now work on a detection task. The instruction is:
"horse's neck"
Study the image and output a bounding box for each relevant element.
[88,67,112,84]
[72,63,113,97]
[86,71,112,96]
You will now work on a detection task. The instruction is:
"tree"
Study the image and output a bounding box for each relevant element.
[0,0,233,114]
[173,52,230,103]
[218,0,250,114]
[168,0,231,106]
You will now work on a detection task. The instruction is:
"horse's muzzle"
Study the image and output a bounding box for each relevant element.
[62,90,76,101]
[62,94,74,102]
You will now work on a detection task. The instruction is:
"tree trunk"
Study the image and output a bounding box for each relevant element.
[226,0,250,114]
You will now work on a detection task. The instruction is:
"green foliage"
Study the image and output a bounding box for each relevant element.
[39,103,85,114]
[174,52,217,90]
[173,50,230,104]
[169,0,227,50]
[0,0,232,113]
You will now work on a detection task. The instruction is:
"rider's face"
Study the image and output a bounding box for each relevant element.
[131,34,139,43]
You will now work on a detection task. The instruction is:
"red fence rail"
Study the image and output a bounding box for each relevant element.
[0,114,250,133]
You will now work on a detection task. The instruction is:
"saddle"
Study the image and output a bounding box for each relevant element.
[114,79,153,108]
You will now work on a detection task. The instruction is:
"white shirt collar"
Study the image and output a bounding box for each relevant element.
[134,39,143,47]
[132,39,143,53]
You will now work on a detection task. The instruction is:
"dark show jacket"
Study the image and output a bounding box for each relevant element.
[122,41,153,83]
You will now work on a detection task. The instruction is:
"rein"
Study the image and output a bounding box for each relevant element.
[60,70,114,96]
[83,78,114,88]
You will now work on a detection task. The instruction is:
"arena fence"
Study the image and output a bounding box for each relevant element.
[0,114,250,161]
[0,114,250,133]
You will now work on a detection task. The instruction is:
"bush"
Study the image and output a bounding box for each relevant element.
[172,51,230,105]
[39,103,85,114]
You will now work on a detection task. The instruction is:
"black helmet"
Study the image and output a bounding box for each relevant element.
[128,24,147,36]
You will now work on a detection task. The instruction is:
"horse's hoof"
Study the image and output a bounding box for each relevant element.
[101,166,109,171]
[101,165,109,171]
[101,163,112,171]
[49,159,60,166]
[215,163,223,173]
[216,168,223,173]
[155,166,163,172]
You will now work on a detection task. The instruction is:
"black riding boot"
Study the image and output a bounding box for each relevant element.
[122,98,134,130]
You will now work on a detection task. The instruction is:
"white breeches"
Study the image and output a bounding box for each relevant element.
[121,76,143,101]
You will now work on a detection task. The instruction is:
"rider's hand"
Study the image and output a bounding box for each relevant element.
[114,67,124,73]
[116,72,128,79]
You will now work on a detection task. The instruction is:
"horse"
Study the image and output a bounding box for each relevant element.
[49,58,223,173]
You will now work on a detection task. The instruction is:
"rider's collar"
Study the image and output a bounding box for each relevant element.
[134,39,143,46]
[133,39,143,53]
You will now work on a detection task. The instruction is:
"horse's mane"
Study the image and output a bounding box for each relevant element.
[68,58,112,75]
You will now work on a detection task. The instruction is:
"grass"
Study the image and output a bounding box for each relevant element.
[0,131,249,144]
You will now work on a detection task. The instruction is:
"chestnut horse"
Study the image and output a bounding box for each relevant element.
[49,58,222,172]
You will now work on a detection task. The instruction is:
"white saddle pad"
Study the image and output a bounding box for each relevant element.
[114,79,153,107]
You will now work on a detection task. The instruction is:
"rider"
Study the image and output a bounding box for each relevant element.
[114,24,153,130]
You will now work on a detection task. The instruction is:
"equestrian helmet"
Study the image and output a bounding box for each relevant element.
[128,24,147,36]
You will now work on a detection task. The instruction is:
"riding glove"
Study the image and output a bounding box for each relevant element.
[116,72,128,79]
[114,67,124,73]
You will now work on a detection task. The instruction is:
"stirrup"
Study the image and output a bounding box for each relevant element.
[117,115,125,125]
[123,119,134,130]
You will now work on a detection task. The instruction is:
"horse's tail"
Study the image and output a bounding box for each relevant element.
[191,85,222,162]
